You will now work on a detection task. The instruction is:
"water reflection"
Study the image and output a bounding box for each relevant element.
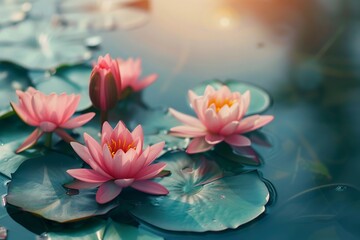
[0,0,359,239]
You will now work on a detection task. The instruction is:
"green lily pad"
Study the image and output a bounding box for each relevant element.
[30,65,92,111]
[0,62,32,118]
[191,79,272,115]
[6,151,118,223]
[47,219,163,240]
[112,102,179,135]
[0,116,44,178]
[0,21,91,70]
[130,151,269,232]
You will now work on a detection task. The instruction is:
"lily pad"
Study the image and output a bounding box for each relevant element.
[47,219,163,240]
[112,102,179,135]
[6,151,118,222]
[0,116,43,178]
[30,65,92,111]
[130,151,269,232]
[191,79,272,115]
[0,62,32,118]
[0,21,91,70]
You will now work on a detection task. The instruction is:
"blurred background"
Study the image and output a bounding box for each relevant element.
[1,0,360,239]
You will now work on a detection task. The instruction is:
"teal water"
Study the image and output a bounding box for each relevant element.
[1,0,360,239]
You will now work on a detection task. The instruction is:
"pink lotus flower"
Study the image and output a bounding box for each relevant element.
[117,58,157,94]
[169,85,274,154]
[90,54,120,110]
[11,87,95,153]
[66,121,169,204]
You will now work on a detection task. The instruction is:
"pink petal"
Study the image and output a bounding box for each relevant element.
[132,73,157,91]
[186,137,214,154]
[101,121,113,145]
[218,105,231,126]
[205,134,224,144]
[224,134,251,146]
[204,85,215,95]
[112,121,126,140]
[135,162,167,180]
[60,112,95,129]
[61,95,80,123]
[170,125,207,138]
[16,90,39,123]
[220,121,239,135]
[84,133,105,169]
[31,93,44,122]
[131,180,169,195]
[243,115,274,133]
[188,90,198,104]
[67,169,111,183]
[65,180,101,189]
[127,147,150,176]
[102,144,115,175]
[192,98,206,122]
[10,102,38,126]
[237,115,274,134]
[54,129,75,143]
[168,108,204,128]
[131,125,144,149]
[70,142,112,178]
[241,90,251,117]
[96,181,122,204]
[203,108,221,133]
[15,128,43,153]
[39,121,57,132]
[115,150,132,179]
[114,178,135,188]
[144,141,165,166]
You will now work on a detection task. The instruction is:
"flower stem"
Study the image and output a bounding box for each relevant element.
[101,110,108,128]
[44,132,53,148]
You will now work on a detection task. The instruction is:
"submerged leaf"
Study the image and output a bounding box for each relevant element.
[130,151,269,232]
[6,151,118,222]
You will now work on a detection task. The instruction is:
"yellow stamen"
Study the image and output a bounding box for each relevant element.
[107,138,136,157]
[207,97,236,112]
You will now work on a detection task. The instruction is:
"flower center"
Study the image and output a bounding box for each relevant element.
[107,138,136,157]
[207,97,236,112]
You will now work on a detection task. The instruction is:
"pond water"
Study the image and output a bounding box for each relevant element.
[0,0,360,239]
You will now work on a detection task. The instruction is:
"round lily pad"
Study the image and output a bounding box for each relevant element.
[6,151,118,223]
[130,151,269,232]
[0,62,32,118]
[30,65,92,111]
[47,219,163,240]
[0,21,91,70]
[191,79,272,115]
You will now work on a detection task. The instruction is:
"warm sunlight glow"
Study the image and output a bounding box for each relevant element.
[219,17,231,28]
